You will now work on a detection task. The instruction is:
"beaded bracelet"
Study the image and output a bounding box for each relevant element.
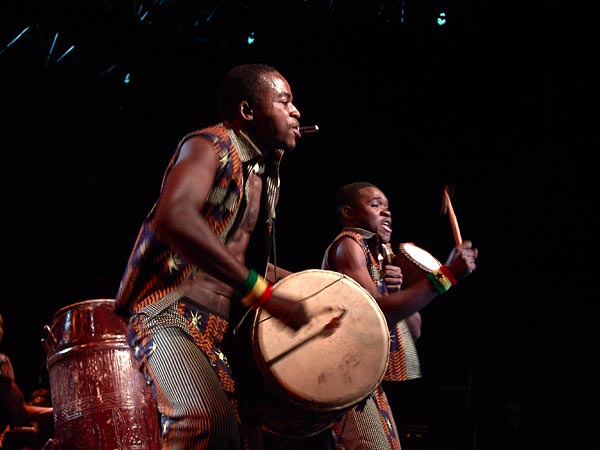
[426,265,457,294]
[236,269,274,309]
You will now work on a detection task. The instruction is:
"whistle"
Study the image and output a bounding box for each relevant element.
[299,125,319,134]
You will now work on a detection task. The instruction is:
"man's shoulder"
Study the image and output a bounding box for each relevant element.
[184,124,231,145]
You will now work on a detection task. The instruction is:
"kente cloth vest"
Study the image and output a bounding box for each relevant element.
[115,124,281,314]
[322,228,421,381]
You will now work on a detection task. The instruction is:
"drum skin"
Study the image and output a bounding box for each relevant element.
[395,242,442,287]
[251,269,390,438]
[42,299,160,450]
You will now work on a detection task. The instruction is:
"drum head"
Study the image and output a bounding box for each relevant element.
[252,269,389,412]
[398,242,441,272]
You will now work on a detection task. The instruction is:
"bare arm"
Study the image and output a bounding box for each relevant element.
[327,237,434,324]
[152,136,249,287]
[151,136,309,330]
[329,238,384,299]
[329,238,477,325]
[403,312,422,340]
[0,377,53,424]
[379,240,478,323]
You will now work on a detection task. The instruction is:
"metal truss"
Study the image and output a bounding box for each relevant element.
[1,0,451,80]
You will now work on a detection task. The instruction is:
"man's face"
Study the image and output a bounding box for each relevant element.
[251,72,302,152]
[349,187,393,243]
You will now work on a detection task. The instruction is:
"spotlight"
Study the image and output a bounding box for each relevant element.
[437,12,447,26]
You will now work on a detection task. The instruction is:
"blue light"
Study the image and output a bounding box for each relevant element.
[124,72,131,84]
[437,12,447,26]
[247,31,255,45]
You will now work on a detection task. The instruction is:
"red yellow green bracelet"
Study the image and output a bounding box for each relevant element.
[236,269,274,309]
[426,265,457,294]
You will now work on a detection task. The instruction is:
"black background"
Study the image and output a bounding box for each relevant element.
[1,1,598,449]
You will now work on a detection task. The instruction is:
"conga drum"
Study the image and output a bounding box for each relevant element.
[42,299,160,450]
[251,269,390,438]
[395,242,442,287]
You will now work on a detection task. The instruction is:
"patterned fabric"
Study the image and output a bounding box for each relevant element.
[322,228,387,295]
[127,300,262,450]
[179,302,236,393]
[322,228,421,382]
[332,387,402,450]
[388,321,421,381]
[115,123,284,449]
[322,227,422,450]
[115,124,278,315]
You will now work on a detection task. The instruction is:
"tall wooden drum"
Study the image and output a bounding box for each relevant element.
[42,299,161,450]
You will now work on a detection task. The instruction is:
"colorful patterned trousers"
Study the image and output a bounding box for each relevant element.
[127,299,261,450]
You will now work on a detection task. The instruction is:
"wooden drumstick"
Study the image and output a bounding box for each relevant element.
[442,187,463,245]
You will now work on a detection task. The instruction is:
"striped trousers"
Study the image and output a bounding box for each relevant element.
[331,386,402,450]
[127,299,261,450]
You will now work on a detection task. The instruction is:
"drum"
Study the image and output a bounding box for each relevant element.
[395,242,442,287]
[251,269,390,438]
[42,299,161,450]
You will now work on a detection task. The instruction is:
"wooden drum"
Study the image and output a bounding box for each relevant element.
[42,299,160,450]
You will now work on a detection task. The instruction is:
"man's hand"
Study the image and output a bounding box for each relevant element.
[262,295,311,331]
[383,265,403,292]
[445,240,478,281]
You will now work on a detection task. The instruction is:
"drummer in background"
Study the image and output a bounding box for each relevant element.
[114,63,311,450]
[319,181,478,450]
[0,312,54,448]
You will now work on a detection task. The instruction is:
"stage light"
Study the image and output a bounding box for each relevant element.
[437,12,447,26]
[247,31,255,45]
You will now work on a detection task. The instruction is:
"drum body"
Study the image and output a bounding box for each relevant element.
[43,299,160,450]
[251,269,390,438]
[395,242,442,287]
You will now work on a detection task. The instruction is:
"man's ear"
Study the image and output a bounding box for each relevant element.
[240,101,254,120]
[342,205,353,222]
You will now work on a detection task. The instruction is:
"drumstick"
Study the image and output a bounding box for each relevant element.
[265,309,347,366]
[442,186,463,245]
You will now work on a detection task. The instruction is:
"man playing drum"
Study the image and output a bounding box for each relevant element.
[114,64,312,450]
[320,181,478,450]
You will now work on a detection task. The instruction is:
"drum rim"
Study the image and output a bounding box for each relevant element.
[51,298,116,318]
[398,242,441,272]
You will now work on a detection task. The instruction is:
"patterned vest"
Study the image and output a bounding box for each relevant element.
[115,124,280,314]
[322,228,421,381]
